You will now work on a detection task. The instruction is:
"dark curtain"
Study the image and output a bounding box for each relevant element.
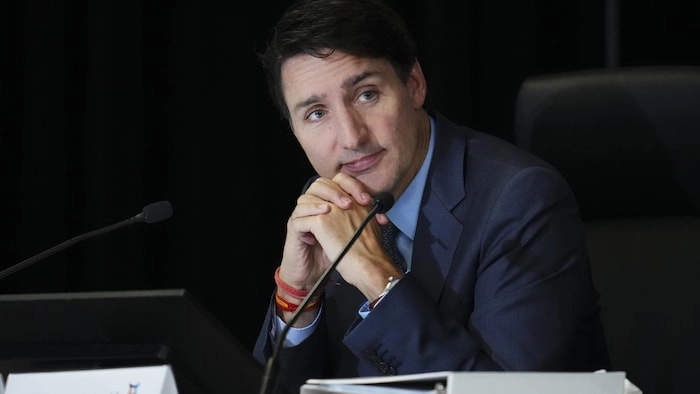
[1,0,698,351]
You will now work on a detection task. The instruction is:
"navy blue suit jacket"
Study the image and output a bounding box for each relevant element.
[254,110,609,393]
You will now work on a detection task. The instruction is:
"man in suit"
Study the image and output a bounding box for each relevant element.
[253,0,610,392]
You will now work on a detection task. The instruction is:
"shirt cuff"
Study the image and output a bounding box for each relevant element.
[272,304,323,347]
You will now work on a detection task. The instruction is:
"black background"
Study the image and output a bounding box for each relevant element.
[1,0,698,352]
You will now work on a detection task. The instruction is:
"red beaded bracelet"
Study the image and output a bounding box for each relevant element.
[275,290,321,312]
[274,267,309,299]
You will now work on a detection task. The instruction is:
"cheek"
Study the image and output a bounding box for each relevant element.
[383,117,408,147]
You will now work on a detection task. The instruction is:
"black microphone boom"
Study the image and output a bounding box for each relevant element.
[259,190,394,394]
[0,200,174,281]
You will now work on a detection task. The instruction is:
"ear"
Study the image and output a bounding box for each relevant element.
[406,61,427,109]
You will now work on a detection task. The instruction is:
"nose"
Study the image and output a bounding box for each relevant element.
[336,108,368,149]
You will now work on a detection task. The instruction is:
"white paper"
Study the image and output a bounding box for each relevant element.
[302,370,636,394]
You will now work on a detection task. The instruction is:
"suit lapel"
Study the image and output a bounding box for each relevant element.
[411,111,468,303]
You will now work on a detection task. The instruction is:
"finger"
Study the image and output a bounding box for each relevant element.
[294,194,332,218]
[303,176,355,209]
[330,173,372,206]
[374,212,389,225]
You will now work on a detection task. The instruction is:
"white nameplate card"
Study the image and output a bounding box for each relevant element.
[3,364,178,394]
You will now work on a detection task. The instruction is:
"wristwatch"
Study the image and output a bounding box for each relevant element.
[369,276,402,309]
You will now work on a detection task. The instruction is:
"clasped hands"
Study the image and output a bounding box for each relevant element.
[275,173,404,323]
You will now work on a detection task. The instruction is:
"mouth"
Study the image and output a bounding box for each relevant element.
[342,150,385,174]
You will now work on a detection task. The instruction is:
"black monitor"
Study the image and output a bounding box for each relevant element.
[0,289,266,394]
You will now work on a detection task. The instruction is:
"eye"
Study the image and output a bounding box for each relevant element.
[358,89,378,102]
[306,108,326,122]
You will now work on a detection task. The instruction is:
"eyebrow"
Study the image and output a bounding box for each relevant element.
[343,70,377,90]
[291,70,380,114]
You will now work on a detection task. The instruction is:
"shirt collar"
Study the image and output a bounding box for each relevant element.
[386,115,436,241]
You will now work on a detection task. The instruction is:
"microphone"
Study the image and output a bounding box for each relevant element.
[259,178,394,394]
[0,200,174,281]
[372,191,394,215]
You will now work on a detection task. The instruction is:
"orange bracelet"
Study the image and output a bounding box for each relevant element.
[275,290,321,312]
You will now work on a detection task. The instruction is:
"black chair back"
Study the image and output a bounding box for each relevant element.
[515,66,700,220]
[514,66,700,394]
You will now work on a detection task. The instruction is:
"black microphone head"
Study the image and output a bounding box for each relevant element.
[142,200,174,224]
[372,192,394,214]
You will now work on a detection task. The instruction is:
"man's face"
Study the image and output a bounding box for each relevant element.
[280,50,430,198]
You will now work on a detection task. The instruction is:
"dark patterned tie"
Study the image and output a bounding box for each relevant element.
[381,221,407,273]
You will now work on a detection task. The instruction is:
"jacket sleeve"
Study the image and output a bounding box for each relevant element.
[253,295,330,393]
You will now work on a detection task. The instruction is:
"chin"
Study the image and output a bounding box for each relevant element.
[360,176,393,197]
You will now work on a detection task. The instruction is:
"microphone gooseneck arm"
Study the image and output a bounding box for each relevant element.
[0,201,173,281]
[259,192,394,394]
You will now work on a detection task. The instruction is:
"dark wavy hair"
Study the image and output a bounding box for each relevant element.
[258,0,418,120]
